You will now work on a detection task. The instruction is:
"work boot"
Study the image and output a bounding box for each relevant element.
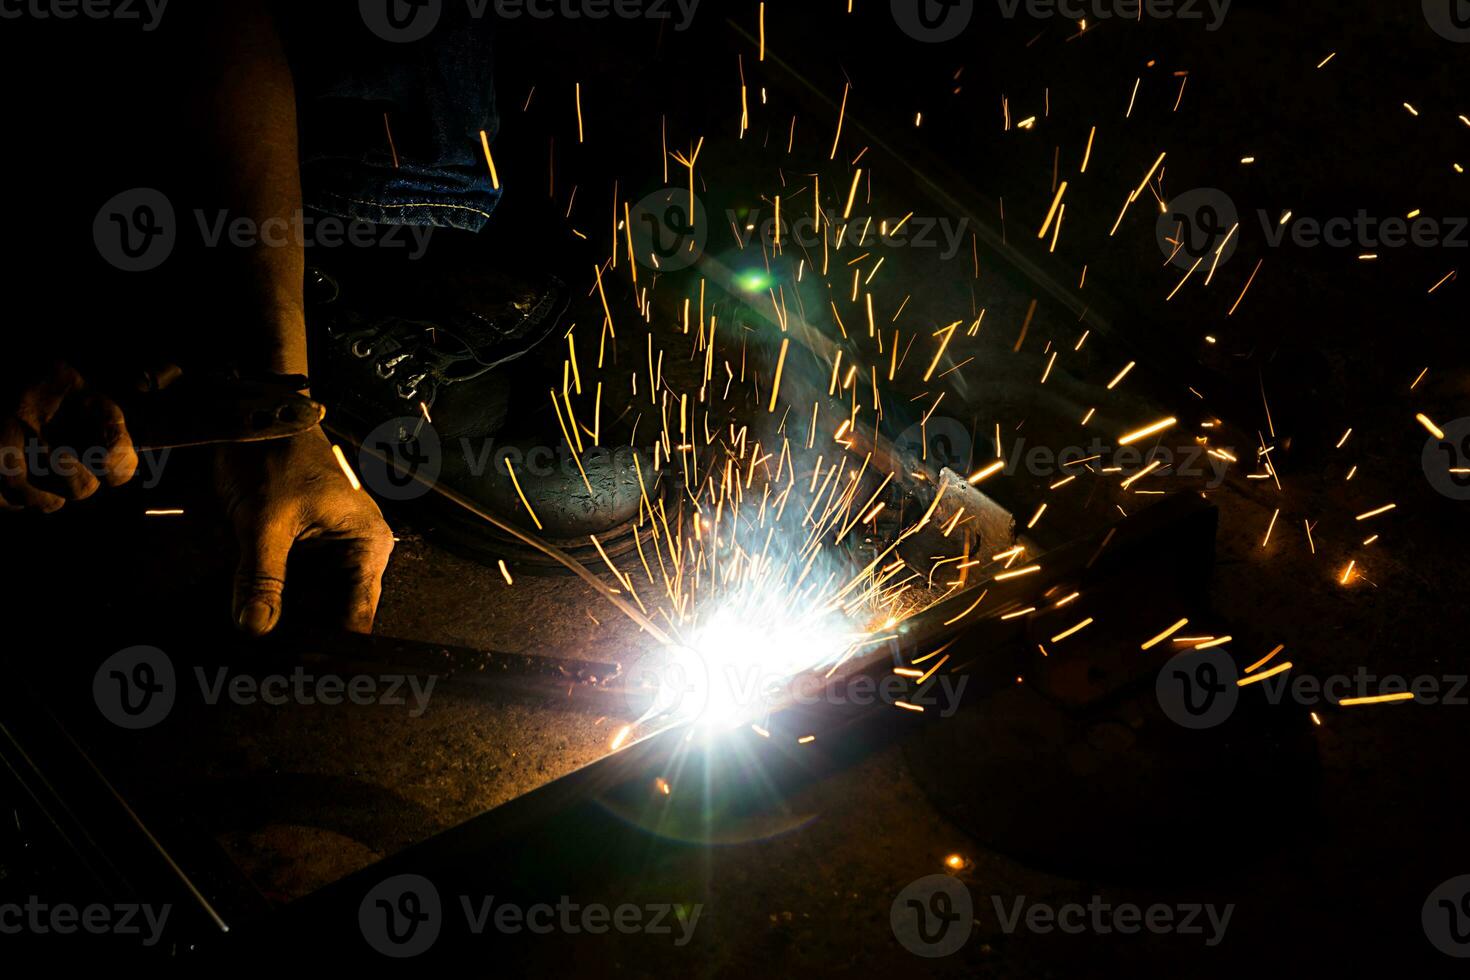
[304,201,647,570]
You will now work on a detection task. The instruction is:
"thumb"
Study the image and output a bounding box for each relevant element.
[232,509,296,636]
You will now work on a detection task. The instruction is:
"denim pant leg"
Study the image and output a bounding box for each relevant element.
[277,3,502,231]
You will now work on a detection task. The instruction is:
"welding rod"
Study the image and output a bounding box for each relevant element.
[330,423,674,648]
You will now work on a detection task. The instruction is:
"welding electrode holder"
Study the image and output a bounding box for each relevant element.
[122,366,325,452]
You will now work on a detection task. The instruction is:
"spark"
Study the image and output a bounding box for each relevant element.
[504,458,544,530]
[1228,259,1263,315]
[1118,417,1177,445]
[1038,181,1068,239]
[843,169,863,219]
[1050,617,1094,642]
[924,321,961,381]
[967,460,1005,484]
[331,445,362,491]
[1244,645,1285,673]
[830,82,850,160]
[1416,414,1446,440]
[1141,617,1189,650]
[1237,662,1293,686]
[384,113,400,167]
[479,129,502,190]
[1106,361,1136,389]
[1120,460,1162,489]
[768,338,790,412]
[1339,692,1415,707]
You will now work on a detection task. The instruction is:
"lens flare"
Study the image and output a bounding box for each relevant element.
[643,603,862,731]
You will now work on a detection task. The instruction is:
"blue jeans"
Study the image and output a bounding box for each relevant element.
[280,4,502,232]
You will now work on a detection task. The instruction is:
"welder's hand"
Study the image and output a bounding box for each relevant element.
[216,426,394,637]
[0,360,138,512]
